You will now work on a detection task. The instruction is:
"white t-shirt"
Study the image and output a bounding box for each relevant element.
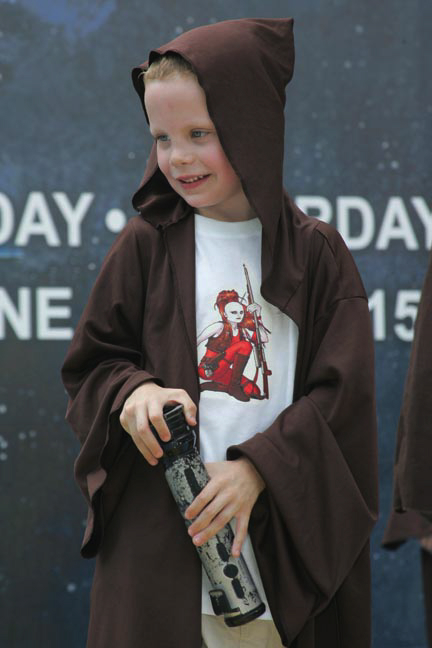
[195,213,299,619]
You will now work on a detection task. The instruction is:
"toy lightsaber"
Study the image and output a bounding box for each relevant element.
[151,404,266,627]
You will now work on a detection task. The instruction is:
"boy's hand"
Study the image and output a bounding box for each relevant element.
[184,458,265,557]
[119,381,197,466]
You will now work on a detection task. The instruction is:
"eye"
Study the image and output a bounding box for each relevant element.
[155,134,170,142]
[191,130,208,138]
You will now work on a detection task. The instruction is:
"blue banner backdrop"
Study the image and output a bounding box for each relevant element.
[0,1,431,646]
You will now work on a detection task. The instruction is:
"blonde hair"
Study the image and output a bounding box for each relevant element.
[143,53,197,85]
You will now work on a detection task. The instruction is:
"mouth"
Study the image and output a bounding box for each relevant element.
[176,174,211,189]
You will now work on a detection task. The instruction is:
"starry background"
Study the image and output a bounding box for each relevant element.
[0,0,431,646]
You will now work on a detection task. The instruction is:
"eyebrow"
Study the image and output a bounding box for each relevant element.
[149,122,214,135]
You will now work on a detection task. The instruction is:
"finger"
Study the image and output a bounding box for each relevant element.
[120,406,160,465]
[231,515,249,557]
[131,403,164,458]
[185,480,219,520]
[184,407,197,426]
[187,494,230,536]
[140,422,165,460]
[131,431,160,466]
[148,406,171,442]
[191,509,233,547]
[171,390,197,425]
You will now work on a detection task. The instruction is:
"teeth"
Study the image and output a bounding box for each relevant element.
[182,175,205,183]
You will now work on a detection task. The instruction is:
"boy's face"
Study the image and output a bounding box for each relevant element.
[144,74,254,222]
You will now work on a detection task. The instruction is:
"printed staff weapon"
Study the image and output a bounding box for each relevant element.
[243,264,272,399]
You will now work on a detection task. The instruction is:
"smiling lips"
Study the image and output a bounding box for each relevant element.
[176,174,210,189]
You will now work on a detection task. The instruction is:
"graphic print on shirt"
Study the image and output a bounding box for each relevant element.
[197,264,272,402]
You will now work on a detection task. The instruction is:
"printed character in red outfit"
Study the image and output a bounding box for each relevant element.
[197,289,270,402]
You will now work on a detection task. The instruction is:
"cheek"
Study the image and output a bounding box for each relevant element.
[213,153,241,188]
[156,150,171,179]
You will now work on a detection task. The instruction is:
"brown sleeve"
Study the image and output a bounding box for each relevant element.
[393,250,432,516]
[62,219,162,557]
[228,231,378,639]
[382,509,432,549]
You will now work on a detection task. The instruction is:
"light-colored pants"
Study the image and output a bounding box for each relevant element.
[201,614,285,648]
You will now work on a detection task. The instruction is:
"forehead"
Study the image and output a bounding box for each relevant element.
[225,302,242,311]
[144,75,212,129]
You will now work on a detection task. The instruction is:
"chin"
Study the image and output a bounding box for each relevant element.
[182,196,213,208]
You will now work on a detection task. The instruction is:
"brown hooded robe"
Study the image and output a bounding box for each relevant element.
[390,247,432,519]
[62,18,378,648]
[383,249,432,645]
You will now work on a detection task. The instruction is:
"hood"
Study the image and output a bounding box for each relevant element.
[131,17,295,256]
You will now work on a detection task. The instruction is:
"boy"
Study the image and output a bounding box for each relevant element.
[62,18,378,648]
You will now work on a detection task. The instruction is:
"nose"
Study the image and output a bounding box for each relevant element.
[170,143,195,167]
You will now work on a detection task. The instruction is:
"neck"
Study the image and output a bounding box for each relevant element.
[196,196,256,222]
